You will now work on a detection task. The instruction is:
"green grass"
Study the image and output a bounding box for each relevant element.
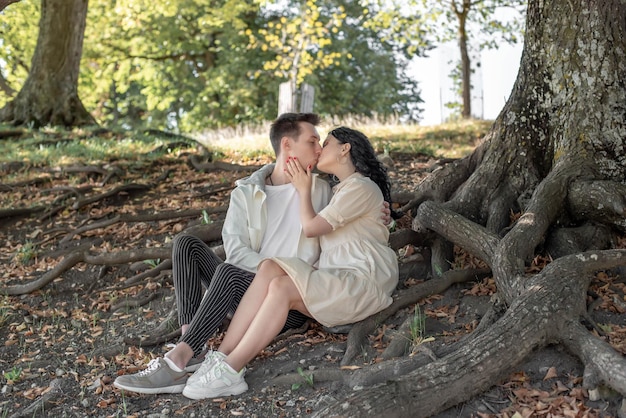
[0,126,197,167]
[0,118,493,167]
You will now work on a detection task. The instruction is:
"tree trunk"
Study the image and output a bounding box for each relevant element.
[457,1,471,119]
[0,0,95,127]
[316,0,626,416]
[0,0,21,13]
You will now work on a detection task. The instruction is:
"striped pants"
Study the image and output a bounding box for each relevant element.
[172,234,308,356]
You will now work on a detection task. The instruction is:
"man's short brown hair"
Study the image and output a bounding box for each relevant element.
[269,113,320,155]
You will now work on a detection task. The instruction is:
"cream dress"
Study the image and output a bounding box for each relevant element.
[271,173,399,327]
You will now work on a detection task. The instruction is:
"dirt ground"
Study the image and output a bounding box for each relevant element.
[1,149,625,418]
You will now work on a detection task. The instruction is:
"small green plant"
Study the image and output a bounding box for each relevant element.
[14,241,37,265]
[91,312,100,328]
[291,367,314,390]
[408,305,434,350]
[201,209,212,225]
[144,259,160,268]
[409,305,426,343]
[4,366,22,382]
[0,296,12,327]
[120,389,128,416]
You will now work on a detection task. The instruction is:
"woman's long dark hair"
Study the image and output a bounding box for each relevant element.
[329,127,401,219]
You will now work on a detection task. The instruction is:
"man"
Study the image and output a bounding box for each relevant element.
[113,113,389,394]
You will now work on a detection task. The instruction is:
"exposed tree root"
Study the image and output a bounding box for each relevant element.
[2,247,171,295]
[382,269,490,359]
[340,267,489,366]
[124,329,181,347]
[8,378,64,418]
[189,154,261,172]
[110,290,159,313]
[315,191,626,417]
[71,183,152,210]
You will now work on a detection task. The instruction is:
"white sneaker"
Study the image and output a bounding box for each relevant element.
[184,349,210,373]
[187,350,227,385]
[182,360,248,400]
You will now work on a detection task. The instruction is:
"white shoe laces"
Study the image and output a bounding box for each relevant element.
[195,353,217,375]
[197,361,227,384]
[136,358,161,376]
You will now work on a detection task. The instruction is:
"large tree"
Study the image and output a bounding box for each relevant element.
[0,0,95,127]
[315,0,626,416]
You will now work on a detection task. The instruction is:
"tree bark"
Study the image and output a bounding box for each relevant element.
[0,0,20,13]
[316,0,626,415]
[455,0,472,119]
[0,0,95,127]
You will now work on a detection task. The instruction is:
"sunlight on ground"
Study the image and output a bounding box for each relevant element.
[195,117,493,160]
[0,117,493,167]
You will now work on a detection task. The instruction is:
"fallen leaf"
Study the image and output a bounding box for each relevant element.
[543,366,557,380]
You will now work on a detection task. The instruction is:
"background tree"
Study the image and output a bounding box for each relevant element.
[247,0,424,120]
[412,0,525,119]
[0,0,95,127]
[1,0,426,130]
[316,0,626,415]
[0,0,35,100]
[312,0,423,120]
[80,0,263,131]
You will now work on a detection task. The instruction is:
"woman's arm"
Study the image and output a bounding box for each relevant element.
[285,157,333,238]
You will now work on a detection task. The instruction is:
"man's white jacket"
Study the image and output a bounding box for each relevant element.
[222,164,332,273]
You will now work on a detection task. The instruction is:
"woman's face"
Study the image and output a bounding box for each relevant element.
[316,134,343,174]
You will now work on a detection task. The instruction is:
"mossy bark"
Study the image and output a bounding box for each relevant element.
[316,0,626,416]
[0,0,95,127]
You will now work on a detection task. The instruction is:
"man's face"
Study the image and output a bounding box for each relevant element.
[287,122,322,170]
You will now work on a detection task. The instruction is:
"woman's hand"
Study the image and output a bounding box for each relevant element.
[284,157,312,195]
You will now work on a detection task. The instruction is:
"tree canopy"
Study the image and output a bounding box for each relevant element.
[0,0,434,130]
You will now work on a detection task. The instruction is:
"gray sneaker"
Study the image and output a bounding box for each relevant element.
[114,358,188,394]
[183,359,248,400]
[187,350,227,385]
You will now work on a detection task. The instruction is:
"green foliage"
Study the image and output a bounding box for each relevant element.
[408,305,435,350]
[246,0,345,86]
[0,128,197,166]
[3,366,22,383]
[0,1,40,108]
[409,305,426,343]
[291,366,314,390]
[0,296,12,328]
[81,0,263,131]
[308,0,423,120]
[144,259,161,269]
[201,210,212,225]
[413,0,526,47]
[1,0,428,130]
[14,241,36,265]
[409,0,526,115]
[0,118,491,167]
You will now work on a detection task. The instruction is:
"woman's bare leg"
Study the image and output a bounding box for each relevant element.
[218,260,287,355]
[224,275,310,372]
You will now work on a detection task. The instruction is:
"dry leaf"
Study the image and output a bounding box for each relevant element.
[543,366,557,380]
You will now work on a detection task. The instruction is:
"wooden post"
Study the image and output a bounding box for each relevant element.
[278,82,294,115]
[300,83,314,113]
[278,82,315,115]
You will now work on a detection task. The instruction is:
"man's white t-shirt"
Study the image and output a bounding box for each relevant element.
[259,183,314,263]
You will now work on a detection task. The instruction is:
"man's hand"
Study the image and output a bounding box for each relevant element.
[381,201,392,226]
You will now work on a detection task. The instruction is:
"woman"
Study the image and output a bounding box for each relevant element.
[182,127,399,400]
